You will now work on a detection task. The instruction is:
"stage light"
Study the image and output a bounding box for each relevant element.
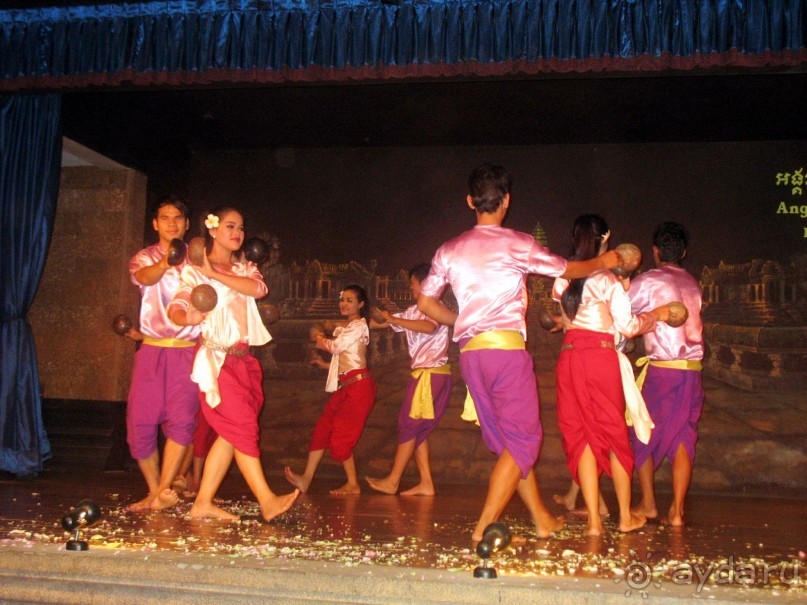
[60,499,102,551]
[473,522,512,579]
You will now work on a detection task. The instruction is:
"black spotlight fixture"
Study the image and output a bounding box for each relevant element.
[473,522,512,579]
[61,499,102,551]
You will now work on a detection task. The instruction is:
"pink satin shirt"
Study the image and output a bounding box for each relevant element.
[128,244,200,341]
[421,225,568,342]
[629,265,704,361]
[391,305,449,369]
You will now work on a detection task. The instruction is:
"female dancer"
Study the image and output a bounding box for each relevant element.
[168,206,299,522]
[285,285,377,495]
[553,214,672,536]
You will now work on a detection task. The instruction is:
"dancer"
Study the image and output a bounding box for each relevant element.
[172,412,215,497]
[628,222,704,527]
[553,481,609,517]
[126,194,200,512]
[168,206,298,522]
[417,163,623,542]
[366,263,452,496]
[285,285,378,495]
[553,214,674,536]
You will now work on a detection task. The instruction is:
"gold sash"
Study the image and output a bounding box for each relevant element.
[635,357,703,390]
[142,337,196,348]
[459,331,526,424]
[409,365,452,419]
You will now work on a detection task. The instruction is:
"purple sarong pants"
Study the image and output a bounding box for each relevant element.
[460,348,541,478]
[632,365,704,470]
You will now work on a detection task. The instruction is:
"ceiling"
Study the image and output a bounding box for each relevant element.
[60,70,807,174]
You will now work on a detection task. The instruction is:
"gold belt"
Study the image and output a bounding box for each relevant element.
[200,337,248,357]
[560,341,615,351]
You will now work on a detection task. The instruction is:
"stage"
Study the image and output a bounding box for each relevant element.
[0,470,803,604]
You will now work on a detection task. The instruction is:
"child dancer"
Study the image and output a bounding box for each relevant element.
[366,263,452,496]
[168,206,298,522]
[285,285,377,495]
[553,214,673,536]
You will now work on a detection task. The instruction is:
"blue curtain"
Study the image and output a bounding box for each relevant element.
[0,94,60,475]
[1,1,805,90]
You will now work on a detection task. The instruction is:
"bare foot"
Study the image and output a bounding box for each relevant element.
[586,523,604,537]
[171,475,188,492]
[330,482,360,495]
[149,488,179,511]
[284,467,310,493]
[619,512,647,533]
[536,514,565,538]
[128,494,155,512]
[553,492,576,511]
[190,501,239,521]
[260,490,300,523]
[631,504,657,519]
[664,504,685,527]
[365,476,398,495]
[400,482,435,497]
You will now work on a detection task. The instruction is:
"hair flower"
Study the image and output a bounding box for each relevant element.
[204,214,219,229]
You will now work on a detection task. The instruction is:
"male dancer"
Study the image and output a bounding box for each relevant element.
[126,195,200,511]
[417,163,622,541]
[366,263,452,496]
[628,222,704,526]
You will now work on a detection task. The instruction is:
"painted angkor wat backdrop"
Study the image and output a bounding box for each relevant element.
[30,138,807,493]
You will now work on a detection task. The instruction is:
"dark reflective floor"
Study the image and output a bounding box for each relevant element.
[0,470,804,597]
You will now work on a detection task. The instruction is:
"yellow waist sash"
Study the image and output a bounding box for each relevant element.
[142,337,197,348]
[459,330,525,353]
[459,331,526,424]
[635,357,703,390]
[409,365,452,419]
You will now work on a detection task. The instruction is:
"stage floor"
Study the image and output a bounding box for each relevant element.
[0,469,804,603]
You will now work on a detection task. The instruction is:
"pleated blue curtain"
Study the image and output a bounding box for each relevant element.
[0,94,60,475]
[1,1,804,89]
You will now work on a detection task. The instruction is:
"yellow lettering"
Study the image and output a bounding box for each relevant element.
[777,201,788,214]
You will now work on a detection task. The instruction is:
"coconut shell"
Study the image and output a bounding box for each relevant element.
[258,303,281,326]
[612,243,642,277]
[166,238,186,266]
[191,284,218,313]
[111,314,133,336]
[243,236,270,264]
[537,307,558,331]
[187,237,206,267]
[666,301,689,327]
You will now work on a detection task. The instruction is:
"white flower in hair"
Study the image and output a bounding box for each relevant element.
[204,214,219,229]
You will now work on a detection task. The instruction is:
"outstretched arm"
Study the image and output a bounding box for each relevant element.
[133,256,170,286]
[562,249,620,279]
[375,308,437,334]
[417,294,457,327]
